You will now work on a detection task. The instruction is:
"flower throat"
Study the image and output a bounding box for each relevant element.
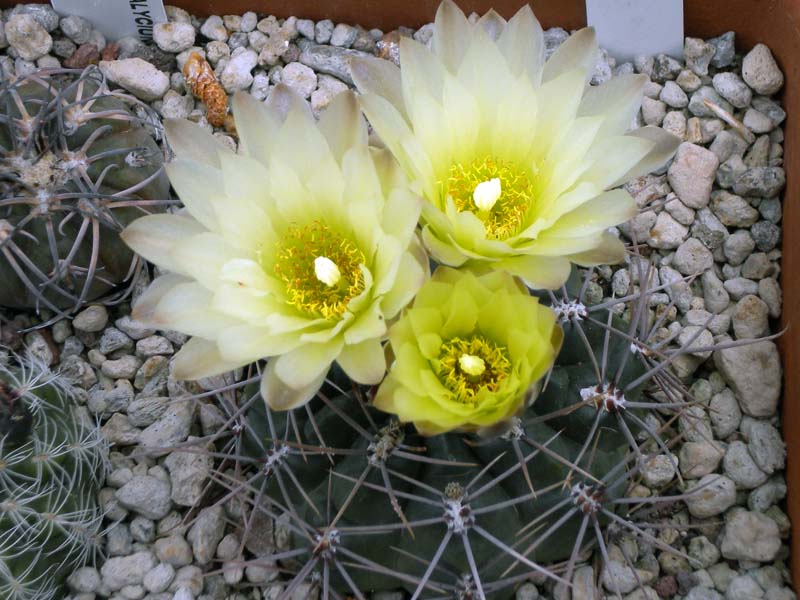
[444,156,534,240]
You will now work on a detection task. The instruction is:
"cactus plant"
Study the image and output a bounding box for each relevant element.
[181,264,732,599]
[0,66,171,315]
[0,351,109,600]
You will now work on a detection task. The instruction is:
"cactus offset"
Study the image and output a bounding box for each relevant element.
[0,66,171,315]
[0,352,109,600]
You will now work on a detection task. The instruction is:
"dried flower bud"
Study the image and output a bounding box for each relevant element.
[183,51,227,127]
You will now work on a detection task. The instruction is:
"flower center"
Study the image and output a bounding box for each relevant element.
[437,336,511,404]
[444,157,533,240]
[274,221,365,319]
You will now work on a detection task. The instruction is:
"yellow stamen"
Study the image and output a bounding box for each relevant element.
[443,157,534,240]
[458,353,486,377]
[314,256,341,287]
[438,336,511,404]
[274,221,365,319]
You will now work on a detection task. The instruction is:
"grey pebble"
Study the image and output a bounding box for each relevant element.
[751,220,781,251]
[116,475,173,520]
[315,19,334,44]
[60,14,92,44]
[711,72,752,108]
[708,31,735,68]
[101,551,157,591]
[720,510,781,562]
[298,41,371,85]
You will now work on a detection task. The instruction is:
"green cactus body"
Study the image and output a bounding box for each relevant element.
[0,355,108,600]
[230,302,654,597]
[0,66,170,313]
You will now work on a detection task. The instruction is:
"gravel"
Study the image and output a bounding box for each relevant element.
[742,44,785,95]
[99,57,170,100]
[667,142,720,209]
[685,475,737,518]
[115,475,173,519]
[720,510,782,562]
[101,551,158,591]
[5,13,52,60]
[153,21,196,53]
[714,341,782,417]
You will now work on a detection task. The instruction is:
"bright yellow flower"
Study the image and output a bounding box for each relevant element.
[352,0,679,289]
[122,88,429,410]
[375,267,562,435]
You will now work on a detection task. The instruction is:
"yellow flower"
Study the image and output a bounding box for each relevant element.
[375,267,562,435]
[122,88,429,410]
[352,0,679,289]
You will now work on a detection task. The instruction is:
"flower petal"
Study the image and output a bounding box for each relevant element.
[164,118,232,167]
[350,55,407,119]
[265,82,314,122]
[358,93,437,197]
[170,232,246,289]
[261,359,326,411]
[528,68,586,164]
[216,153,278,251]
[541,27,597,83]
[317,90,368,162]
[344,302,387,345]
[275,339,343,389]
[274,94,336,183]
[139,280,242,338]
[382,188,423,244]
[432,0,472,72]
[422,224,468,266]
[541,189,637,239]
[131,273,187,327]
[492,255,571,290]
[232,91,281,167]
[217,324,303,363]
[337,338,386,385]
[567,231,628,266]
[496,4,544,84]
[611,126,681,186]
[172,337,244,380]
[381,249,428,320]
[476,9,507,40]
[579,73,648,138]
[164,160,223,232]
[121,213,205,274]
[581,134,656,189]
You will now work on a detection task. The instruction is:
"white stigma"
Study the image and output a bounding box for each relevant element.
[459,354,486,377]
[314,256,341,287]
[473,177,502,212]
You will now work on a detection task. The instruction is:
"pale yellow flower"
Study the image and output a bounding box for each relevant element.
[352,0,679,289]
[122,88,428,410]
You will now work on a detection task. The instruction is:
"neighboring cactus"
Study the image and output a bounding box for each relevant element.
[0,352,108,600]
[186,265,727,599]
[0,66,171,315]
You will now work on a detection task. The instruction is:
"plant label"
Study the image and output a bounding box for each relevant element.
[586,0,684,62]
[51,0,167,43]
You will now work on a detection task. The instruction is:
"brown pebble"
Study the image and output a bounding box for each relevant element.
[101,42,120,62]
[64,43,100,69]
[654,575,678,598]
[377,30,403,66]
